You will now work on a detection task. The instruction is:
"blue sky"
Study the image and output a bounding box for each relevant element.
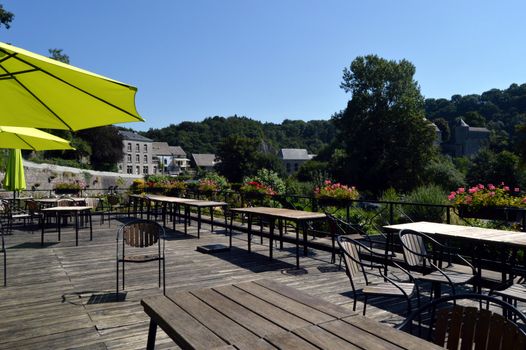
[2,1,525,131]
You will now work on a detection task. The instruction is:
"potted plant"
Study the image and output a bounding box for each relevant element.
[448,183,526,221]
[165,180,187,196]
[314,180,359,207]
[240,181,276,201]
[53,180,83,195]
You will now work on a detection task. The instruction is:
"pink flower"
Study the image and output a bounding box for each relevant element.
[489,191,495,197]
[504,186,510,191]
[478,184,484,189]
[457,187,465,194]
[488,184,495,190]
[468,188,477,194]
[448,192,456,200]
[514,187,520,192]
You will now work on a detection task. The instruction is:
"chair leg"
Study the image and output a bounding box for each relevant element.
[163,257,166,296]
[363,295,368,315]
[116,258,119,300]
[122,260,125,290]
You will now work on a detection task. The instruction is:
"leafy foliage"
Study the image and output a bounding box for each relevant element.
[403,185,447,222]
[243,169,286,195]
[334,55,437,193]
[0,4,14,29]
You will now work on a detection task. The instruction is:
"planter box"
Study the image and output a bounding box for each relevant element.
[316,197,350,207]
[54,188,80,195]
[457,205,524,221]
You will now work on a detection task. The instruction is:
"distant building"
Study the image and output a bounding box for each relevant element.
[152,142,190,176]
[278,148,315,175]
[443,119,490,157]
[191,154,218,172]
[116,131,155,175]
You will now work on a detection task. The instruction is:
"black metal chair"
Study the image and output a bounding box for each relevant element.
[399,229,476,298]
[337,235,419,315]
[327,212,394,265]
[116,219,166,298]
[397,293,526,349]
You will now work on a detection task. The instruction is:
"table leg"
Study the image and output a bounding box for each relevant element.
[162,202,167,228]
[57,212,61,242]
[89,211,93,241]
[210,207,214,233]
[41,214,45,246]
[172,204,176,232]
[197,207,201,239]
[269,219,274,260]
[248,214,252,253]
[184,205,188,235]
[384,231,391,277]
[75,211,79,246]
[303,221,308,256]
[279,219,283,249]
[295,222,300,268]
[146,318,157,350]
[229,211,233,248]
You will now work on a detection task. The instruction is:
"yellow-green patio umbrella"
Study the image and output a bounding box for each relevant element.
[3,149,26,192]
[0,126,74,151]
[0,41,144,131]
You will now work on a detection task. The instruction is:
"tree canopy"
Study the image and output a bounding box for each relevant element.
[333,55,437,193]
[0,4,14,29]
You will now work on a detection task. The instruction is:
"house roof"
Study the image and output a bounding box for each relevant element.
[119,130,153,142]
[279,148,313,160]
[152,143,187,157]
[192,153,216,167]
[169,146,186,156]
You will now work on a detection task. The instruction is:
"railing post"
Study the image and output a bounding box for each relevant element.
[389,203,394,224]
[446,206,451,224]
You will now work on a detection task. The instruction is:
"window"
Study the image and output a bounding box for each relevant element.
[144,144,148,152]
[164,158,168,165]
[286,163,291,172]
[118,164,122,171]
[136,154,140,163]
[136,166,140,174]
[144,154,148,163]
[294,163,299,172]
[126,165,133,174]
[127,154,132,163]
[136,143,140,152]
[127,143,132,152]
[143,166,149,175]
[153,166,157,174]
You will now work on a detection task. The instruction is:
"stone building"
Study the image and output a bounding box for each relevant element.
[116,131,155,176]
[443,119,490,157]
[278,148,315,175]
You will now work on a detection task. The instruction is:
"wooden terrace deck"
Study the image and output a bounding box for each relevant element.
[0,214,482,349]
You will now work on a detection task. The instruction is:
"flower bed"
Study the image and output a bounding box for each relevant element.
[448,183,526,220]
[314,180,359,206]
[240,181,276,200]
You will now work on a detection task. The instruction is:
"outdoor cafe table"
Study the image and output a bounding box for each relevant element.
[40,206,93,246]
[34,197,87,208]
[384,221,526,282]
[141,278,441,350]
[181,200,228,238]
[143,194,197,230]
[229,207,326,268]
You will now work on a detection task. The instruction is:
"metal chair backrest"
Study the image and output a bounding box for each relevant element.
[57,198,75,207]
[120,220,161,248]
[398,293,526,349]
[338,236,362,278]
[399,229,427,267]
[25,200,40,214]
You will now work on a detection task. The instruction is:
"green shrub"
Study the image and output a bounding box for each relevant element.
[403,184,448,223]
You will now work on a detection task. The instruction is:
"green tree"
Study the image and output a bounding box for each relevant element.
[334,55,436,193]
[432,118,450,142]
[466,149,524,187]
[0,4,14,29]
[215,135,260,183]
[77,126,124,171]
[48,49,70,64]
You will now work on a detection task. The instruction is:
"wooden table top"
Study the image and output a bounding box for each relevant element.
[145,194,198,203]
[231,207,327,221]
[183,200,228,207]
[384,221,526,247]
[141,279,440,349]
[41,206,93,212]
[34,197,87,203]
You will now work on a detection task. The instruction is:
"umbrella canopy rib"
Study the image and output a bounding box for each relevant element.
[4,51,141,119]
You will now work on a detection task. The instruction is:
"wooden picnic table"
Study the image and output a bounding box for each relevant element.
[40,206,93,246]
[143,194,197,230]
[141,278,440,350]
[229,207,326,268]
[384,221,526,282]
